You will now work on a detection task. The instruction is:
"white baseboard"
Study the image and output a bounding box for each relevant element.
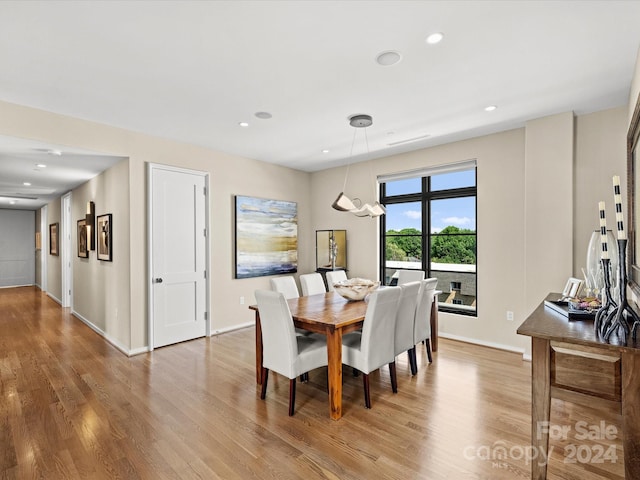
[438,332,527,357]
[71,309,147,357]
[47,292,62,305]
[210,322,254,336]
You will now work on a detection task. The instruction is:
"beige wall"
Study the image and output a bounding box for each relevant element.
[0,95,631,356]
[72,159,131,351]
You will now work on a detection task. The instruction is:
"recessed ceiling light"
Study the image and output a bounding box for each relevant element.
[9,201,16,205]
[376,50,402,66]
[23,182,31,186]
[47,149,62,156]
[36,164,47,168]
[254,112,272,120]
[426,32,444,45]
[485,105,497,112]
[238,122,249,127]
[322,149,329,154]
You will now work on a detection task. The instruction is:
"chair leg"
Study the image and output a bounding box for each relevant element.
[288,378,296,416]
[425,338,433,363]
[362,373,371,408]
[389,361,398,393]
[409,347,418,376]
[260,368,269,399]
[300,372,308,382]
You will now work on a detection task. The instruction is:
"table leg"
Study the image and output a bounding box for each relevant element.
[622,351,640,478]
[326,327,343,420]
[255,311,263,384]
[531,337,551,480]
[430,297,439,352]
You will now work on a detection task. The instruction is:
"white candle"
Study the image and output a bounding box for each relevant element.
[599,201,609,259]
[613,175,626,240]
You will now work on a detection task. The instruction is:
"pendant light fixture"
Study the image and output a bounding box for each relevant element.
[331,114,386,218]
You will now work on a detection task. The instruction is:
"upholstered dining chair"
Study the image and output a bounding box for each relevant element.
[325,270,347,292]
[394,281,422,376]
[300,273,327,296]
[255,290,328,416]
[269,276,300,299]
[341,286,401,409]
[411,278,438,371]
[396,269,425,285]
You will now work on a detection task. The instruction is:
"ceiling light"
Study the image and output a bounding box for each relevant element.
[332,114,385,218]
[485,105,497,112]
[23,182,31,186]
[426,32,444,45]
[322,149,330,154]
[238,122,249,127]
[376,51,402,66]
[47,149,62,156]
[254,112,272,119]
[9,201,16,205]
[36,164,47,168]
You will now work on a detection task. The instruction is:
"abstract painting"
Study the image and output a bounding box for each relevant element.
[235,195,297,278]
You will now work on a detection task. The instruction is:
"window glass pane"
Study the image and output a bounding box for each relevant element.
[429,196,476,313]
[385,177,421,196]
[384,202,422,286]
[431,169,475,191]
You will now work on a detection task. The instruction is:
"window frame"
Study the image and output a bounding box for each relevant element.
[379,167,477,316]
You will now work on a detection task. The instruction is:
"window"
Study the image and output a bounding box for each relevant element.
[379,161,477,315]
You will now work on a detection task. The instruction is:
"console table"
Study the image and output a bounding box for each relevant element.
[517,297,640,479]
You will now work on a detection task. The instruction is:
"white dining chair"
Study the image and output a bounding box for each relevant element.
[269,276,300,299]
[396,269,425,285]
[341,286,401,408]
[394,281,422,376]
[411,278,438,370]
[255,290,328,416]
[300,273,326,296]
[325,270,347,291]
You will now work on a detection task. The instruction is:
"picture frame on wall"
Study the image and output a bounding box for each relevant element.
[234,195,298,278]
[49,223,59,256]
[97,213,112,261]
[77,219,88,258]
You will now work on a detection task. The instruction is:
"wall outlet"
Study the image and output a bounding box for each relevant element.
[239,296,245,305]
[506,310,514,321]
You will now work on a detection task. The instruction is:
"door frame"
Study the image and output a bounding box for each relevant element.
[61,192,72,308]
[147,162,210,351]
[40,204,48,292]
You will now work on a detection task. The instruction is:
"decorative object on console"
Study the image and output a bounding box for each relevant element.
[331,114,385,218]
[315,230,346,271]
[585,228,617,299]
[595,178,640,342]
[333,278,379,301]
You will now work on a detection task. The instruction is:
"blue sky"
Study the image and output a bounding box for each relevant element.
[384,170,476,233]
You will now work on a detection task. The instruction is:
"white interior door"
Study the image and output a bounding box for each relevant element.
[149,164,208,348]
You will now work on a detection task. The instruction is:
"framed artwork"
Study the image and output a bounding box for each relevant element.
[77,219,88,258]
[49,223,59,256]
[234,195,297,278]
[97,213,112,261]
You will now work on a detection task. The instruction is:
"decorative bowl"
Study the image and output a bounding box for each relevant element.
[333,278,379,301]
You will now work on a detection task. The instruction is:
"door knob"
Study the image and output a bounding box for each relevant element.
[154,278,163,284]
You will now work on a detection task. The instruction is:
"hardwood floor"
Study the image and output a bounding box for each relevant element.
[0,286,624,479]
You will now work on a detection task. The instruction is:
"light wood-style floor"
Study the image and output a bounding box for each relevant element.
[0,287,624,479]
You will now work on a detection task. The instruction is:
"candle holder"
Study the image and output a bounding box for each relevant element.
[594,258,616,335]
[600,239,640,343]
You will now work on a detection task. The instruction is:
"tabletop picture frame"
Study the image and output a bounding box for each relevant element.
[97,213,112,261]
[49,222,59,256]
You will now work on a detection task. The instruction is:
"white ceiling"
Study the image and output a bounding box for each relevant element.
[1,1,640,210]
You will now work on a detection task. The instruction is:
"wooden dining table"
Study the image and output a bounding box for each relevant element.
[249,290,440,420]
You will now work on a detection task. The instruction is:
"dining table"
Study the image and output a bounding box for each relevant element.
[249,289,440,420]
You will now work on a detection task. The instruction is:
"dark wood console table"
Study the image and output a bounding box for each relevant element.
[517,297,640,479]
